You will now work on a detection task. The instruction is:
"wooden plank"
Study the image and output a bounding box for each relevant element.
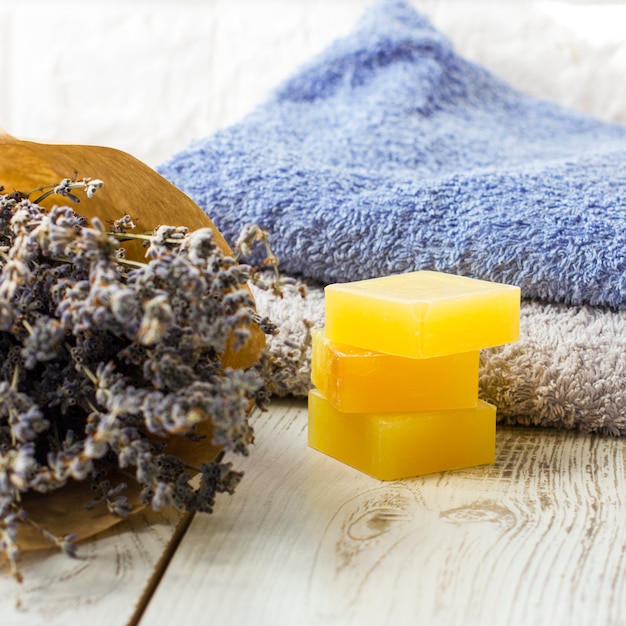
[141,398,626,626]
[0,506,182,626]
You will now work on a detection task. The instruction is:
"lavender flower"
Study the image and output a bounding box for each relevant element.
[0,187,275,582]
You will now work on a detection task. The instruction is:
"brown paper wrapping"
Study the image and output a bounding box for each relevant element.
[0,131,265,549]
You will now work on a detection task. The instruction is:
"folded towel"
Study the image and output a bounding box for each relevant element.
[158,0,626,434]
[159,0,626,309]
[252,277,626,436]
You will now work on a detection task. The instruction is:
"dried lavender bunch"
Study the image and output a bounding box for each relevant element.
[0,190,270,580]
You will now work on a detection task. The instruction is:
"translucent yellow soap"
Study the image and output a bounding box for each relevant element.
[307,389,496,480]
[311,328,479,412]
[324,271,520,359]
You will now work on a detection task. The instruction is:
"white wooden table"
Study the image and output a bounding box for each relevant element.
[2,398,625,626]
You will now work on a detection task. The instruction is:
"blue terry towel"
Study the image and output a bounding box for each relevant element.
[158,0,626,309]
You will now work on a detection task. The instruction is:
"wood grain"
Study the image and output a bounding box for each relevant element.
[0,506,182,626]
[139,398,626,626]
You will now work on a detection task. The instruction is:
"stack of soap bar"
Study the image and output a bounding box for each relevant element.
[308,270,521,480]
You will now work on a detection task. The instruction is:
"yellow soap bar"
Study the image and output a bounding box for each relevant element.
[324,271,520,359]
[308,389,496,480]
[311,328,479,412]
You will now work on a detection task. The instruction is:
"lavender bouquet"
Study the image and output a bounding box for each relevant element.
[0,135,272,582]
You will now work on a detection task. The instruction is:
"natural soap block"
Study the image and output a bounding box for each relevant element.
[308,389,496,480]
[311,328,479,413]
[324,271,520,359]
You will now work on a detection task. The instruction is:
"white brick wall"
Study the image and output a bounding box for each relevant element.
[2,0,626,167]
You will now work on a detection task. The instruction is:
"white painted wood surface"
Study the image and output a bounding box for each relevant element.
[140,398,626,626]
[1,397,625,626]
[0,506,182,626]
